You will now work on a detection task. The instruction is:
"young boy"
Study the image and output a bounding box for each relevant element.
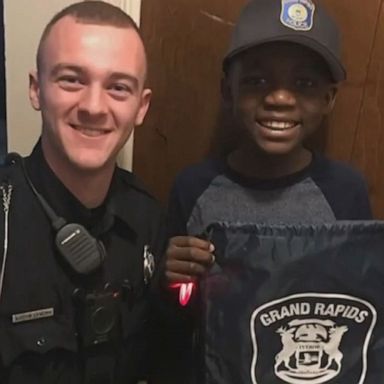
[165,0,371,283]
[163,0,372,381]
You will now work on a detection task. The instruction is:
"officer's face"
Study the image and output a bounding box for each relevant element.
[29,16,151,173]
[227,42,337,156]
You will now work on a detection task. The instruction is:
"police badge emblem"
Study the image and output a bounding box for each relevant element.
[143,245,155,284]
[280,0,315,31]
[250,293,376,384]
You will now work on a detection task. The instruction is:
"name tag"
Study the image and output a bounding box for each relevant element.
[12,307,54,324]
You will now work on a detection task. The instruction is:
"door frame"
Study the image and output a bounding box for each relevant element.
[106,0,143,171]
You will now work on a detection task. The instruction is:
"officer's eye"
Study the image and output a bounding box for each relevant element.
[112,83,129,92]
[57,75,83,90]
[60,76,79,83]
[108,83,132,99]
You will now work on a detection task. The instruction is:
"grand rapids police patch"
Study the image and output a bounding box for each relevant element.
[250,293,376,384]
[280,0,315,31]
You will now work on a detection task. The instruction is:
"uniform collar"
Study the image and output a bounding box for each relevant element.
[24,140,139,236]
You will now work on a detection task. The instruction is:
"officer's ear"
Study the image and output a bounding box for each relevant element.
[134,87,152,126]
[29,70,41,111]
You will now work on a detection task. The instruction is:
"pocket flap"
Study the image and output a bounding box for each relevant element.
[0,318,77,366]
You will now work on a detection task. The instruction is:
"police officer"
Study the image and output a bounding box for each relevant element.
[0,2,165,383]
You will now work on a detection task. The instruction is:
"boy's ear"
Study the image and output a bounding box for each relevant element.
[325,84,338,113]
[220,76,232,103]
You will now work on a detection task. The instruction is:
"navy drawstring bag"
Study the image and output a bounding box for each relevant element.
[195,221,384,384]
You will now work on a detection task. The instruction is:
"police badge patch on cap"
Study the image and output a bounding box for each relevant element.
[280,0,315,31]
[143,245,155,284]
[250,293,376,384]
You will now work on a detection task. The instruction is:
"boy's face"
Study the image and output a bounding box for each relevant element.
[226,42,337,156]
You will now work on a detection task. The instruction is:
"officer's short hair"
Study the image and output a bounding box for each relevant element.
[37,0,143,72]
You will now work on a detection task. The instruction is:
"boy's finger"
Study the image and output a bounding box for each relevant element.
[166,271,196,285]
[166,259,207,276]
[170,236,215,252]
[167,245,215,264]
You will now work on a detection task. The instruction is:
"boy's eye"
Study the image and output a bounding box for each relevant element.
[295,78,317,88]
[241,76,268,88]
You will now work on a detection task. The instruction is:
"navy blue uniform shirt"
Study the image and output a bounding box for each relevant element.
[0,141,166,384]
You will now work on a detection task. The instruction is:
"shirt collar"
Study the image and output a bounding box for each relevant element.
[24,140,139,236]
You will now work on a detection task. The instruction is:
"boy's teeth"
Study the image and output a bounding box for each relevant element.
[261,121,296,130]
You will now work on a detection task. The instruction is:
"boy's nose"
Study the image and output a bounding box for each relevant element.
[264,88,296,108]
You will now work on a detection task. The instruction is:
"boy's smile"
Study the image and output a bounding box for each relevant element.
[258,121,298,131]
[227,42,337,159]
[255,120,301,139]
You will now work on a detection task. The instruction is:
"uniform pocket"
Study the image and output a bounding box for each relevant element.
[0,317,78,366]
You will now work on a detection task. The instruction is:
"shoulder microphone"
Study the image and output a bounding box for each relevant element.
[7,153,106,274]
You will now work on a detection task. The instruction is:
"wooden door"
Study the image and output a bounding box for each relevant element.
[135,0,384,218]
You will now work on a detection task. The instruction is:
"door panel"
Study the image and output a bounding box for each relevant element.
[135,0,246,202]
[351,1,384,215]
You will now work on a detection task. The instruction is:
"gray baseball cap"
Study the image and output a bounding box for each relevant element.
[223,0,346,82]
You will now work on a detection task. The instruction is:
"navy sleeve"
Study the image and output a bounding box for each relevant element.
[167,158,224,236]
[311,156,373,220]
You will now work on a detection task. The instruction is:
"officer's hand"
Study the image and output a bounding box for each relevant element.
[165,236,215,284]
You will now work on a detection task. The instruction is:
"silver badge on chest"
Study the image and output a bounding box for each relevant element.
[143,245,155,284]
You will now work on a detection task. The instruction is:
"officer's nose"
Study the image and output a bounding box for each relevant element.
[78,85,108,118]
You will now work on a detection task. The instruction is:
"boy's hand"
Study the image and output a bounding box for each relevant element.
[165,236,215,284]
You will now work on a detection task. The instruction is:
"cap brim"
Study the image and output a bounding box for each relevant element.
[223,36,346,82]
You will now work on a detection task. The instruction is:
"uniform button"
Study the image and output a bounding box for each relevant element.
[37,337,46,347]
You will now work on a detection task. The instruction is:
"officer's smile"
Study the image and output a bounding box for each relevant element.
[69,124,111,137]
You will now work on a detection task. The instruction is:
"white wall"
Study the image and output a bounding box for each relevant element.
[4,0,142,170]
